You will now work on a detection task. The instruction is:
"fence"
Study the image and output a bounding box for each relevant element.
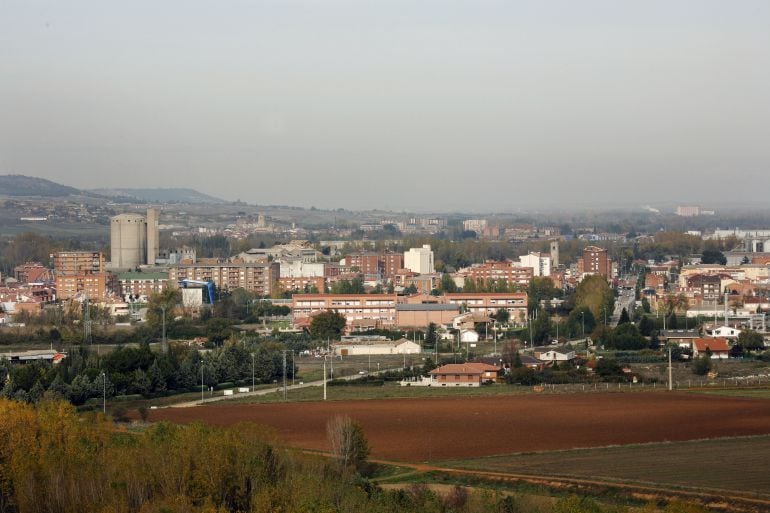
[512,374,770,394]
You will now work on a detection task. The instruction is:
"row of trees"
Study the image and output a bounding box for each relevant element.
[0,339,297,405]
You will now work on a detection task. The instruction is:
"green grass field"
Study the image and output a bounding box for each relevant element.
[688,388,770,399]
[221,381,535,404]
[439,436,770,498]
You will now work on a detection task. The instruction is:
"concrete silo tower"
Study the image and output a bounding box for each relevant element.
[146,208,159,266]
[110,213,147,269]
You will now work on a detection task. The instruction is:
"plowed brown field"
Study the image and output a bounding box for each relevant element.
[149,392,770,462]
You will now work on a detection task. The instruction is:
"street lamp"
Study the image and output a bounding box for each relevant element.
[200,360,204,402]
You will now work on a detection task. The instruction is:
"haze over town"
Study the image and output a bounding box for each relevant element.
[2,1,770,210]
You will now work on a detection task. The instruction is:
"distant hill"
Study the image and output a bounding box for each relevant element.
[90,187,225,204]
[0,174,83,197]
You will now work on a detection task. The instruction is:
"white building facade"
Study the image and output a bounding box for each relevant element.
[404,245,435,274]
[518,252,552,277]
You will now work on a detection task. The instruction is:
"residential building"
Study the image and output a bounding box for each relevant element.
[467,261,534,285]
[169,262,279,296]
[463,219,488,233]
[291,293,398,330]
[692,338,730,359]
[117,271,169,300]
[403,273,441,294]
[343,253,381,281]
[404,245,434,274]
[396,303,460,328]
[278,276,325,294]
[53,251,105,275]
[533,346,576,363]
[429,362,501,386]
[709,326,741,339]
[676,206,701,217]
[333,338,421,356]
[684,274,723,302]
[56,272,115,301]
[582,246,612,279]
[280,261,326,278]
[518,252,552,277]
[445,292,528,325]
[382,253,404,279]
[14,262,51,284]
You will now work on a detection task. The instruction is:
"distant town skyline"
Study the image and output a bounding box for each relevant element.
[1,1,769,210]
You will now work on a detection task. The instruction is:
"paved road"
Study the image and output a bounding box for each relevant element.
[611,287,637,327]
[166,368,394,408]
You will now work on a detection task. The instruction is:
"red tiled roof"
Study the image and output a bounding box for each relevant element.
[430,363,501,375]
[693,338,729,352]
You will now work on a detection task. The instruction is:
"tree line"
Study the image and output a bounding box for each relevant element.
[0,339,296,406]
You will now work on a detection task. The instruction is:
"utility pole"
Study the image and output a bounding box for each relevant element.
[668,346,673,391]
[291,351,295,386]
[282,350,288,400]
[201,361,204,402]
[251,352,255,392]
[83,295,91,345]
[160,304,167,354]
[323,355,327,401]
[102,371,106,414]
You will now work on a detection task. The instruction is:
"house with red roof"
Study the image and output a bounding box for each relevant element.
[429,362,501,386]
[692,338,730,359]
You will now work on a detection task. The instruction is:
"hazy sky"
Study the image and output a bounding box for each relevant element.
[1,1,769,211]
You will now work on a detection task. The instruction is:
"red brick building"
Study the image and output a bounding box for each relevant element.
[582,246,612,279]
[467,261,533,286]
[343,252,404,281]
[14,263,51,284]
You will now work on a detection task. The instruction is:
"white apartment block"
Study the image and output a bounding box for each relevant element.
[404,245,435,274]
[463,219,488,233]
[518,252,551,277]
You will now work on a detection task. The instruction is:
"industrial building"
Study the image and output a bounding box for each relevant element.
[109,208,160,269]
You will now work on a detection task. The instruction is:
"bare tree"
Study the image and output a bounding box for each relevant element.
[326,415,369,472]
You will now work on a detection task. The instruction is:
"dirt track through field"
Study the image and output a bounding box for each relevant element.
[149,392,770,462]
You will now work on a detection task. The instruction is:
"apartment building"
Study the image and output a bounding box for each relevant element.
[444,292,528,325]
[404,245,434,274]
[343,252,404,281]
[56,273,115,301]
[278,276,325,294]
[117,272,169,299]
[53,251,111,300]
[343,253,381,281]
[291,293,398,329]
[169,262,279,296]
[518,252,551,277]
[53,251,105,275]
[582,246,612,279]
[467,261,533,285]
[14,262,51,284]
